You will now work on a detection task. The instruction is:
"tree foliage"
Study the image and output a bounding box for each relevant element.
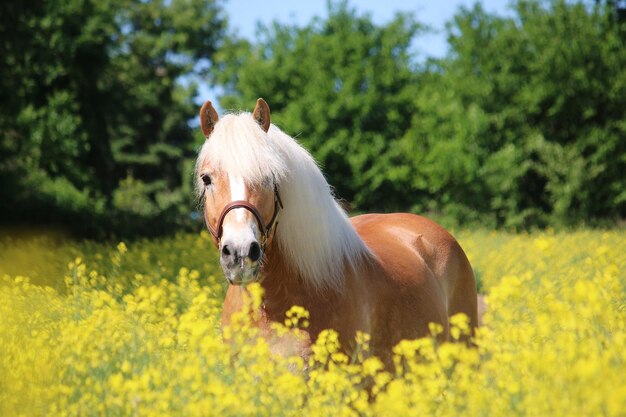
[1,0,624,234]
[416,0,626,227]
[217,0,625,228]
[215,2,422,209]
[0,0,225,236]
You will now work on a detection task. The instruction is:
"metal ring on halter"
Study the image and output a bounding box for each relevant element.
[206,186,283,251]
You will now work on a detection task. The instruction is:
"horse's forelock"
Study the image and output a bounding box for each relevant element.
[195,113,287,194]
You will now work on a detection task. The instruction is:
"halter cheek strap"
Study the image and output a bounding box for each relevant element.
[206,186,283,250]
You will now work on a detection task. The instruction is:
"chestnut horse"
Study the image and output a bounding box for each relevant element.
[195,98,478,363]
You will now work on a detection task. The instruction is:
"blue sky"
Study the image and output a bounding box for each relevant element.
[223,0,512,59]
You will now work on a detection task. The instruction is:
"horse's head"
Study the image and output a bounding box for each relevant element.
[196,99,283,285]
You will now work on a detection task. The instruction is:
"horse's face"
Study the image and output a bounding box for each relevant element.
[199,166,279,284]
[198,99,277,285]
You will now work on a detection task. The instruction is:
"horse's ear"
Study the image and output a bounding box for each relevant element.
[252,98,271,132]
[200,100,219,139]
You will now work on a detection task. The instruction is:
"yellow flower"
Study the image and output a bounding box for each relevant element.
[1,229,624,417]
[116,242,128,254]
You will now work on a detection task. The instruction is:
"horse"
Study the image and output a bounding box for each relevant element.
[195,98,478,364]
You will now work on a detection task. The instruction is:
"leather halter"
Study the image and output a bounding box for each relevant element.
[206,185,283,249]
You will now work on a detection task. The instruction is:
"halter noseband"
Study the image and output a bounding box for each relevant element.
[206,185,283,249]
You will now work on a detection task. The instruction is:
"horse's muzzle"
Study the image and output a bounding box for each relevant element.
[220,239,262,285]
[222,263,261,286]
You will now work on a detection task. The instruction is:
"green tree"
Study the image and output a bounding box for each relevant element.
[403,0,626,227]
[0,0,226,236]
[215,1,422,210]
[216,0,625,228]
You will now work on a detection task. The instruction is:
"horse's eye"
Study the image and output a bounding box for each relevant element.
[201,174,212,186]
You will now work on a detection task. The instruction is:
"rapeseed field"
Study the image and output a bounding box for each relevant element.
[1,229,624,416]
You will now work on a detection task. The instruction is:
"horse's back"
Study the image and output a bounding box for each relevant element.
[350,213,478,339]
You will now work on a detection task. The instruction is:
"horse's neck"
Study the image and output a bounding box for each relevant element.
[260,241,340,321]
[260,243,306,318]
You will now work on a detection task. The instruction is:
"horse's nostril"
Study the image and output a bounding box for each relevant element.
[248,241,261,262]
[221,244,231,257]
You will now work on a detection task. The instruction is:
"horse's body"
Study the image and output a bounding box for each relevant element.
[222,213,477,362]
[196,99,477,363]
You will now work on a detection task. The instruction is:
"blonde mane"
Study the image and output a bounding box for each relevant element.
[195,113,372,292]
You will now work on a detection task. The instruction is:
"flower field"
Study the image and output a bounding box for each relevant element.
[1,229,625,416]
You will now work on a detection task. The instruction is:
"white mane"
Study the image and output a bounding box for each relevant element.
[195,113,372,292]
